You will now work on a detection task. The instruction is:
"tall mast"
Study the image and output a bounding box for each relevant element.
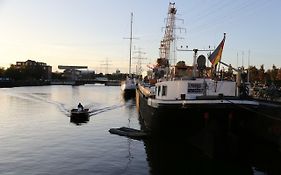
[129,12,133,75]
[159,2,177,61]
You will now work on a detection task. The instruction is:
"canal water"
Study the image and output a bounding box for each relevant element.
[0,85,279,175]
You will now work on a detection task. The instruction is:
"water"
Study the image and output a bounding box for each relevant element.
[0,85,147,175]
[0,85,279,175]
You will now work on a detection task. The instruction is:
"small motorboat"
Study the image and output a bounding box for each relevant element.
[70,114,89,125]
[70,108,89,116]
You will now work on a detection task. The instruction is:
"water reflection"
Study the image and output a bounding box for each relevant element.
[0,85,148,175]
[142,136,256,175]
[122,91,136,102]
[139,121,281,175]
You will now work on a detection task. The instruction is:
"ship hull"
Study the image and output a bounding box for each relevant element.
[121,78,136,99]
[122,89,136,99]
[137,86,256,133]
[136,86,281,157]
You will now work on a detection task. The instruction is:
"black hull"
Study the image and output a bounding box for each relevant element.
[122,89,136,99]
[136,87,281,157]
[137,87,250,133]
[70,115,89,125]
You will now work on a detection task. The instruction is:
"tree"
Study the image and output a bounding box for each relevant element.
[0,67,5,77]
[4,63,46,81]
[4,65,23,80]
[276,69,281,80]
[22,64,44,80]
[269,64,278,82]
[249,66,259,83]
[264,71,271,85]
[258,65,265,83]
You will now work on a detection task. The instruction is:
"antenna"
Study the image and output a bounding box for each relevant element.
[159,3,177,61]
[177,48,213,77]
[247,49,251,82]
[159,3,186,65]
[242,51,244,68]
[248,49,251,67]
[236,52,239,68]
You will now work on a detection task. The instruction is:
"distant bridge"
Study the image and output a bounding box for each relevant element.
[58,65,88,81]
[75,79,121,86]
[58,65,88,69]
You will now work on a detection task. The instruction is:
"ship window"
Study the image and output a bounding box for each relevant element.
[162,85,167,96]
[187,83,204,93]
[158,86,161,96]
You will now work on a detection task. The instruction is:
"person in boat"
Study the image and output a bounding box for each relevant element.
[77,103,84,111]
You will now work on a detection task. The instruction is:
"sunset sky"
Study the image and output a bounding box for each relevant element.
[0,0,280,73]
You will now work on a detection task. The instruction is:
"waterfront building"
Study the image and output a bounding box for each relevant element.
[15,59,52,80]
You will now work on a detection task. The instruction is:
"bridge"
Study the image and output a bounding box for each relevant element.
[75,79,121,86]
[58,65,88,69]
[58,65,88,81]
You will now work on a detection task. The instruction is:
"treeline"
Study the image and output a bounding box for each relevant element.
[0,65,49,80]
[1,64,281,85]
[0,66,131,81]
[248,65,281,87]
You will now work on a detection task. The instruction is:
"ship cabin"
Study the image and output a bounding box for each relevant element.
[154,79,237,100]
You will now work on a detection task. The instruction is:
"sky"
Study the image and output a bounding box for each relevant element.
[0,0,280,73]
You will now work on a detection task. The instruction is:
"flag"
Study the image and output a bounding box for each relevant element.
[208,33,226,66]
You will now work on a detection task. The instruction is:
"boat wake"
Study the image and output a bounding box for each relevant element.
[24,93,72,116]
[27,93,127,117]
[5,92,78,116]
[88,104,125,117]
[4,91,127,117]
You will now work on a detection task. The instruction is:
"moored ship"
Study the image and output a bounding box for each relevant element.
[136,2,281,154]
[121,76,136,98]
[121,13,137,99]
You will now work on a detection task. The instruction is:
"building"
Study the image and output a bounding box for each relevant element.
[15,60,52,80]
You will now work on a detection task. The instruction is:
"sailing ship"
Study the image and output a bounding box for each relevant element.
[121,12,136,98]
[136,2,281,152]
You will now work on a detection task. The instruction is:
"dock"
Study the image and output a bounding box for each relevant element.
[109,127,148,140]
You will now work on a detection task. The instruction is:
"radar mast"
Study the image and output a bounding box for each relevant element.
[159,2,177,61]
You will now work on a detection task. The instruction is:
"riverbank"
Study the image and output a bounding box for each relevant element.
[0,80,50,88]
[0,79,122,88]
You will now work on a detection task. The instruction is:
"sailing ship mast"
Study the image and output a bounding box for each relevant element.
[129,13,133,75]
[121,13,137,97]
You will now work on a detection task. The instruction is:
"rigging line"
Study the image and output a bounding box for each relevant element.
[193,0,226,13]
[189,3,268,39]
[189,0,266,34]
[189,9,245,34]
[187,0,239,25]
[182,1,212,15]
[180,2,220,28]
[188,1,230,25]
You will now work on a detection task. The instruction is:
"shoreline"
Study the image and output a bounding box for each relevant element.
[0,79,121,88]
